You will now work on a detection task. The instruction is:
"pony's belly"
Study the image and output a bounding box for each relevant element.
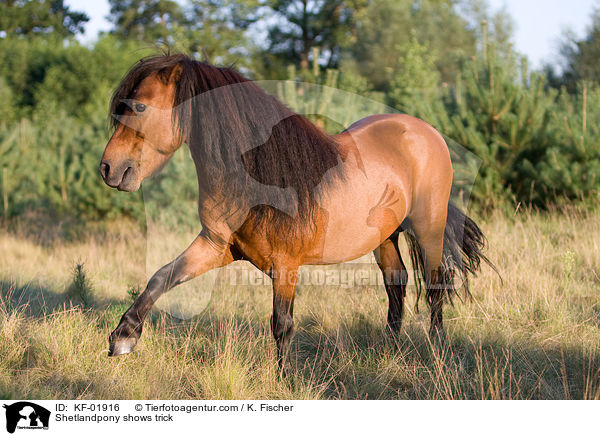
[305,190,407,265]
[314,224,390,264]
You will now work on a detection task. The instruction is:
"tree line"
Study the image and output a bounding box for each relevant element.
[1,0,599,224]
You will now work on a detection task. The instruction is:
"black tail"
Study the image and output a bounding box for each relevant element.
[402,201,497,306]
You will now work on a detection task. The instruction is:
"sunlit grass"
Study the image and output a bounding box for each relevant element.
[0,206,599,399]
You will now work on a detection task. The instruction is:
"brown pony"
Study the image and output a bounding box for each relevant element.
[100,53,493,375]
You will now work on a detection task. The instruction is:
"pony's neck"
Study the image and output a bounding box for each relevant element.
[181,62,344,237]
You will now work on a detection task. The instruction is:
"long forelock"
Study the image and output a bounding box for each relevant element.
[109,54,189,131]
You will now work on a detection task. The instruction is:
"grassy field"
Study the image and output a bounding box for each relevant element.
[1,206,600,400]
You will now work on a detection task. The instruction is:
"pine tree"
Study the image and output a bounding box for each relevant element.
[410,22,557,208]
[107,0,186,42]
[0,0,88,37]
[532,83,600,203]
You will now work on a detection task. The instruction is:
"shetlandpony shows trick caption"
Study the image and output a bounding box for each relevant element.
[100,53,494,376]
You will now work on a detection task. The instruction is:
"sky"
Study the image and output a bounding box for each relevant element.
[66,0,599,70]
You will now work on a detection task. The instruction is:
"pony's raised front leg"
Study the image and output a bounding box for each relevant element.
[108,232,232,356]
[270,265,298,377]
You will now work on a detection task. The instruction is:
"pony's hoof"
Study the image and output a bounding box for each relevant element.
[108,336,138,357]
[108,321,142,357]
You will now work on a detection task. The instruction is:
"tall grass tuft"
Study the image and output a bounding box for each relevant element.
[65,263,94,308]
[127,285,142,303]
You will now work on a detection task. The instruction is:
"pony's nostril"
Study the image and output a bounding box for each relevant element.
[100,162,110,180]
[121,166,134,183]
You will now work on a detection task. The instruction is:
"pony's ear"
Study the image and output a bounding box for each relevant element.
[168,64,182,83]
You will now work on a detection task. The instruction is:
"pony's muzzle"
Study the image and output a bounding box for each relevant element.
[99,159,139,191]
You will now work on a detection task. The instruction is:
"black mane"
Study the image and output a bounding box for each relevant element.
[110,53,343,239]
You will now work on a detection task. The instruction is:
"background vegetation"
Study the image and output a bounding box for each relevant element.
[1,0,600,222]
[1,0,600,400]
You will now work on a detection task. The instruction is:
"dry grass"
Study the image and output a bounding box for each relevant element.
[1,206,600,399]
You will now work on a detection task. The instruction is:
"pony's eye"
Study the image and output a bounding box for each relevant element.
[135,103,146,113]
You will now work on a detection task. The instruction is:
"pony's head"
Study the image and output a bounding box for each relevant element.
[100,54,189,191]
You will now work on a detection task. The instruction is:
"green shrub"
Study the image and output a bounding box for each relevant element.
[390,31,600,209]
[0,114,145,220]
[65,263,94,308]
[1,28,600,224]
[530,83,600,203]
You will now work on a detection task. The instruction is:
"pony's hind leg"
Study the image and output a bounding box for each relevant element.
[374,229,408,333]
[270,264,299,377]
[426,265,447,341]
[407,210,449,341]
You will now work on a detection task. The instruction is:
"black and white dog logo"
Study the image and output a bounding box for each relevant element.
[2,402,50,433]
